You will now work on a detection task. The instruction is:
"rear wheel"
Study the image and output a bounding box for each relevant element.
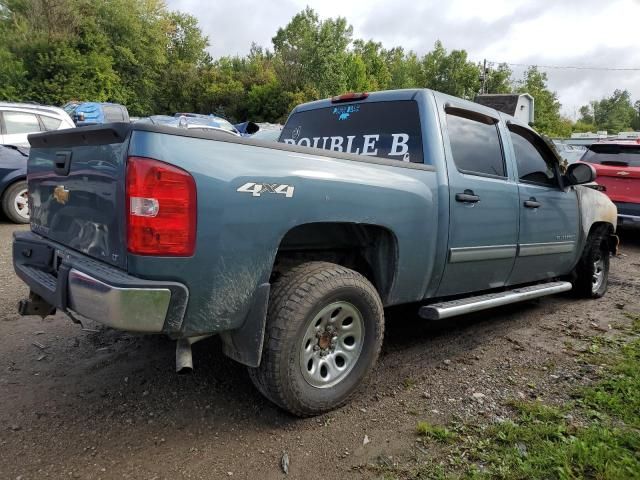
[248,261,384,416]
[571,226,610,298]
[2,180,29,224]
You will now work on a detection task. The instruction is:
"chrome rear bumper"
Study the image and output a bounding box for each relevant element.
[13,231,188,334]
[67,269,172,332]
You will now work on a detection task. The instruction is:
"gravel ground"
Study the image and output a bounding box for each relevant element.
[0,221,639,480]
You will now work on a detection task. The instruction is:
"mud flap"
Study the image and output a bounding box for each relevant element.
[608,234,619,256]
[219,283,270,368]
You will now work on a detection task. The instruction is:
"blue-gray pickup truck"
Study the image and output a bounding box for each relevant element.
[14,89,618,416]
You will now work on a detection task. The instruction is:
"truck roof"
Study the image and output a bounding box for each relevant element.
[290,88,533,133]
[292,89,424,113]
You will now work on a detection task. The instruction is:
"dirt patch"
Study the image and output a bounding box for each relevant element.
[1,223,639,479]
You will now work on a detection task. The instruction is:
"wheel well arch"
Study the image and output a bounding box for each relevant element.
[0,175,27,199]
[587,221,617,255]
[272,222,398,303]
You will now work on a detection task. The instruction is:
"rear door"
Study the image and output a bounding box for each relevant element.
[436,104,519,296]
[2,111,43,146]
[506,124,580,285]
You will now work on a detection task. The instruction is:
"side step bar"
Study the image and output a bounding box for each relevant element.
[419,281,572,320]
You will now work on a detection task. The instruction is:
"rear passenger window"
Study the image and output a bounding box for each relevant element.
[446,111,506,177]
[40,115,62,130]
[3,111,41,134]
[509,127,559,187]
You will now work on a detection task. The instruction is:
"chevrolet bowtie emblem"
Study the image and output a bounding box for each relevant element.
[53,185,69,204]
[616,171,630,176]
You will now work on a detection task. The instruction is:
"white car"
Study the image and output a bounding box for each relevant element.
[0,103,75,146]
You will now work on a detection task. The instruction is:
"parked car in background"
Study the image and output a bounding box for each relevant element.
[249,123,283,141]
[63,102,130,126]
[0,102,74,146]
[139,115,241,136]
[552,140,586,165]
[580,140,640,225]
[173,112,242,135]
[0,145,29,223]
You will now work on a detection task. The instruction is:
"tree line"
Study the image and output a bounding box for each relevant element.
[1,1,638,137]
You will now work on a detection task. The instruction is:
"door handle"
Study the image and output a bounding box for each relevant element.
[54,151,72,176]
[455,190,480,203]
[524,198,541,208]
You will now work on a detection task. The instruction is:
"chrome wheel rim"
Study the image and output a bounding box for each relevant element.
[592,255,605,293]
[299,301,365,389]
[14,188,29,219]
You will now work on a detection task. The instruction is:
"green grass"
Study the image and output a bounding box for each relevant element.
[416,421,458,443]
[377,320,640,480]
[466,338,640,479]
[467,399,640,479]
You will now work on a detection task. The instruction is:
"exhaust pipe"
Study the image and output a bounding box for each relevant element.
[175,335,212,373]
[175,338,193,373]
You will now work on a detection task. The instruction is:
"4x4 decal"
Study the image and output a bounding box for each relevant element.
[237,182,295,198]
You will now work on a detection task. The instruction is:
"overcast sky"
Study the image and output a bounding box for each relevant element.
[168,0,640,119]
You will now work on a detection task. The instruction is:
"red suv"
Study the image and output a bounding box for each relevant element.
[580,140,640,224]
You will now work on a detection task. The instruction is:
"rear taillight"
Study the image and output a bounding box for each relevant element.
[126,156,196,256]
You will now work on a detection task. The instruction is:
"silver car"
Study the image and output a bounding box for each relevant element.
[0,103,75,146]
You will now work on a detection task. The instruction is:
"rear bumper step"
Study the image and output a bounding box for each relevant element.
[13,231,189,333]
[419,281,572,320]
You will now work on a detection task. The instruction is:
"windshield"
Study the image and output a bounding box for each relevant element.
[581,145,640,167]
[279,100,424,163]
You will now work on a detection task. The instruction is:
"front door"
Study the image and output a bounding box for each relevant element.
[436,104,519,297]
[506,124,580,285]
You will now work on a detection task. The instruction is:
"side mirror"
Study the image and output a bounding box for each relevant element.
[565,162,596,185]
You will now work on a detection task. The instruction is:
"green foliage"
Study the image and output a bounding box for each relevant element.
[578,90,639,133]
[416,421,458,443]
[272,6,352,99]
[383,337,640,480]
[0,0,208,115]
[484,63,512,94]
[1,2,635,131]
[421,41,480,99]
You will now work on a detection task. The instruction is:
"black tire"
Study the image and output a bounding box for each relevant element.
[2,180,29,224]
[571,226,610,298]
[248,261,384,417]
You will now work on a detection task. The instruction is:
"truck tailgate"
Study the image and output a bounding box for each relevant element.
[27,124,131,269]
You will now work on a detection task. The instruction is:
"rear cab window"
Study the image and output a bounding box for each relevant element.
[581,144,640,167]
[279,100,424,164]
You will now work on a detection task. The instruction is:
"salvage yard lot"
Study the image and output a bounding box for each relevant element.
[1,221,639,480]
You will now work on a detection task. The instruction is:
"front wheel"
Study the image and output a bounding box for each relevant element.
[571,226,611,298]
[2,180,29,224]
[248,262,384,416]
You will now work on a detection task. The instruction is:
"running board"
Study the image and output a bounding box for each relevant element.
[419,281,572,320]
